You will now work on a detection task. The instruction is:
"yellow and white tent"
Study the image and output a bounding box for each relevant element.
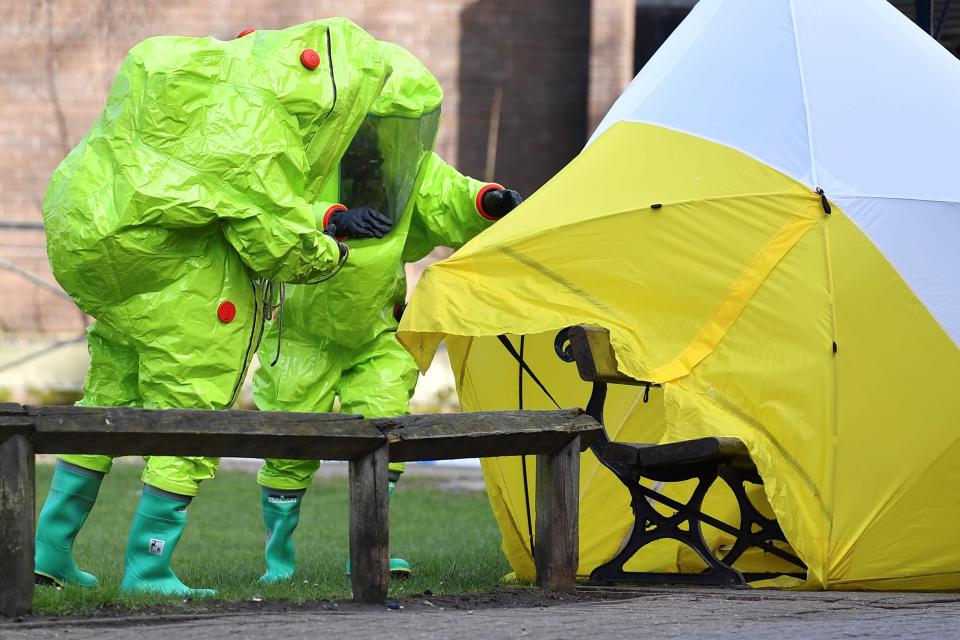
[398,0,960,590]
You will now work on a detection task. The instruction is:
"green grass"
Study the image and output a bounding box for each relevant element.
[33,462,511,615]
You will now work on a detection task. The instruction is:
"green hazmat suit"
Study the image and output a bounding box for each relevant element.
[252,42,502,491]
[43,19,395,495]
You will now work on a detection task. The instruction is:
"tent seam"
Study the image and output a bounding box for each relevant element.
[822,220,840,585]
[647,202,823,382]
[830,432,960,576]
[788,0,819,187]
[833,193,960,206]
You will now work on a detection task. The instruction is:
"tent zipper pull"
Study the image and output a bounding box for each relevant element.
[643,384,651,403]
[816,188,832,215]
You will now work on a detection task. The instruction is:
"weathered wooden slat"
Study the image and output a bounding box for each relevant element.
[349,444,389,604]
[0,403,31,434]
[28,405,364,430]
[374,410,601,462]
[1,433,35,617]
[622,437,751,469]
[26,407,604,460]
[0,420,34,436]
[535,435,580,593]
[26,406,383,460]
[0,403,27,415]
[23,406,603,462]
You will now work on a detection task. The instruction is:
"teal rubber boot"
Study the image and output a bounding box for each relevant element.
[259,488,304,583]
[345,479,411,578]
[119,486,216,597]
[34,461,104,588]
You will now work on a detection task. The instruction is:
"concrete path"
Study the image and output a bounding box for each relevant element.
[5,588,959,639]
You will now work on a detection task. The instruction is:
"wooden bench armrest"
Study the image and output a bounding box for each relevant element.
[604,437,749,469]
[566,325,650,386]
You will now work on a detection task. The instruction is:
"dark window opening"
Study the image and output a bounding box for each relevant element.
[634,6,693,74]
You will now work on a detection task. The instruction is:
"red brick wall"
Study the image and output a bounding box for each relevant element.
[0,0,592,334]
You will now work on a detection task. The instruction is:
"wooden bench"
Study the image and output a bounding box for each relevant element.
[0,403,601,617]
[554,325,806,587]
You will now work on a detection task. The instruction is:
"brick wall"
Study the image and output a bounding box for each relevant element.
[0,0,593,335]
[457,0,591,193]
[588,0,636,133]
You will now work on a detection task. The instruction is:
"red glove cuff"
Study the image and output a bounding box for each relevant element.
[322,204,348,229]
[475,183,505,221]
[323,204,348,241]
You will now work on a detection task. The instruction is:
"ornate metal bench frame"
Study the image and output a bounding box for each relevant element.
[555,325,806,587]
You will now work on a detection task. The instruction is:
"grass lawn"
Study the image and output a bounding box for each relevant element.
[33,462,512,615]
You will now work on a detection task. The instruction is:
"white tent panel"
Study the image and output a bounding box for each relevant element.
[589,0,811,183]
[796,0,960,202]
[834,196,960,344]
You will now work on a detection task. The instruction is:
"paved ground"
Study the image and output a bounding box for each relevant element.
[4,588,959,639]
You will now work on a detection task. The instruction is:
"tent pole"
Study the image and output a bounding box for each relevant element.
[936,0,955,40]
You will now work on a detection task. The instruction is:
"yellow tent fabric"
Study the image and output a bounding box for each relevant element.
[398,121,960,590]
[399,0,960,590]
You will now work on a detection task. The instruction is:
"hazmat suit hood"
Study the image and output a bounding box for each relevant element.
[265,40,447,349]
[339,42,443,224]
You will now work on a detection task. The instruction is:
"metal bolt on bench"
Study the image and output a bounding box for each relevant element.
[555,325,806,587]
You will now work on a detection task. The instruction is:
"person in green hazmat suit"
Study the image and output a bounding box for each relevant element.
[249,42,521,581]
[33,19,495,596]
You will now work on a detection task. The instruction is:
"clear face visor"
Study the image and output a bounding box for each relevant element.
[339,108,441,224]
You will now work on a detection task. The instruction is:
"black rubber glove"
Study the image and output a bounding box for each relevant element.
[328,207,394,239]
[322,224,349,260]
[480,188,523,218]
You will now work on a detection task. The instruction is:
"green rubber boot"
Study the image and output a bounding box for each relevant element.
[345,479,411,578]
[259,488,304,583]
[119,486,216,597]
[34,461,104,588]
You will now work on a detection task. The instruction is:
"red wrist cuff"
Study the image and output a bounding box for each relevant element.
[323,204,348,229]
[323,204,348,242]
[475,183,505,221]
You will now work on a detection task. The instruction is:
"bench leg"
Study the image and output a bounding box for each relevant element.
[0,434,35,618]
[535,434,580,593]
[349,444,389,604]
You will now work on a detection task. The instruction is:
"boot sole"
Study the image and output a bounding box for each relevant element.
[35,570,99,589]
[35,572,64,588]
